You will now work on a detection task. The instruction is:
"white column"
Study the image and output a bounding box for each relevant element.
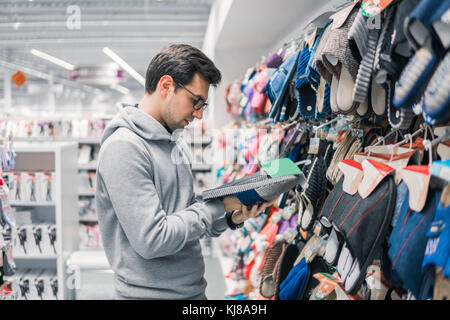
[3,69,12,111]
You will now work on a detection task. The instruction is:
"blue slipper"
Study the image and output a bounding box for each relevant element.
[404,0,450,51]
[393,46,439,109]
[422,51,450,125]
[267,50,301,121]
[295,46,316,119]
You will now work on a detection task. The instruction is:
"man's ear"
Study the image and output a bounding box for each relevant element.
[158,75,174,99]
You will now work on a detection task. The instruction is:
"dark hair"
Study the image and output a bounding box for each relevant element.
[145,44,222,94]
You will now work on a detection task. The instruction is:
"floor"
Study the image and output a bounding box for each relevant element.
[76,238,228,300]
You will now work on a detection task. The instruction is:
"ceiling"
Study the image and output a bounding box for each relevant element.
[0,0,214,95]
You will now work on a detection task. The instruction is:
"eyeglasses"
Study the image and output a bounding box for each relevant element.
[175,82,208,111]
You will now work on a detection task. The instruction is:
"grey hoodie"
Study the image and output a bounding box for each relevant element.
[95,106,228,299]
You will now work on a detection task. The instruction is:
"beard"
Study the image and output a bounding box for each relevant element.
[162,106,186,133]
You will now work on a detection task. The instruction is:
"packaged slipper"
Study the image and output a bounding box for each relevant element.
[319,174,397,295]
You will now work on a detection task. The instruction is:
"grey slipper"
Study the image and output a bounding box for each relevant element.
[353,29,380,104]
[348,9,370,60]
[316,4,361,114]
[202,170,307,206]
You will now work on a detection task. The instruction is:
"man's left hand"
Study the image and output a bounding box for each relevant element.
[231,197,278,225]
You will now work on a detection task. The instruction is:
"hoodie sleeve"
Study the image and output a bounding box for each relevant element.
[189,194,228,237]
[97,139,226,260]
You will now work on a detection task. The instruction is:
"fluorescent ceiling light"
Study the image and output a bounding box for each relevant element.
[110,84,130,95]
[103,47,145,87]
[30,48,75,71]
[0,59,52,80]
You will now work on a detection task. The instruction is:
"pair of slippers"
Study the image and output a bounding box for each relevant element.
[393,0,450,124]
[319,174,396,295]
[267,50,301,122]
[387,186,442,298]
[295,27,333,119]
[327,133,363,185]
[298,155,328,231]
[315,3,362,115]
[202,169,306,207]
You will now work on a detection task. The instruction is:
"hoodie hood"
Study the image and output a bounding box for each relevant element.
[101,106,177,145]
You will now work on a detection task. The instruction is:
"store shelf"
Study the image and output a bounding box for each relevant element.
[79,217,98,223]
[77,162,98,170]
[11,142,79,300]
[10,201,55,207]
[14,136,101,144]
[78,191,95,197]
[13,254,58,260]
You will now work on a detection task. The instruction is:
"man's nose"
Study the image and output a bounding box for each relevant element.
[192,108,204,119]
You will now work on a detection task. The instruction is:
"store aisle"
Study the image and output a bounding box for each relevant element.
[74,239,228,300]
[204,255,227,300]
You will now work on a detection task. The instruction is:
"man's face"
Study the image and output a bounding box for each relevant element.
[162,73,209,132]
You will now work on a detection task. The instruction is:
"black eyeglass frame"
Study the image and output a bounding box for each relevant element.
[175,82,208,111]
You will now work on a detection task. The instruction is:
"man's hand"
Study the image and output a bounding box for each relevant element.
[231,197,278,225]
[221,195,243,212]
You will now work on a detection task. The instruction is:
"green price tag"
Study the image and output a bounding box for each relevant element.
[261,158,302,178]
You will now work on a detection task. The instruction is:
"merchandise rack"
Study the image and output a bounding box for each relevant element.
[10,141,79,300]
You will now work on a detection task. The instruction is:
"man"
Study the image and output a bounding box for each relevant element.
[96,44,274,300]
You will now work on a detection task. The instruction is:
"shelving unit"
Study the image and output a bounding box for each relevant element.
[10,141,79,300]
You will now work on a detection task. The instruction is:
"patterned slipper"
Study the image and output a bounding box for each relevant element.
[422,51,450,124]
[393,46,439,109]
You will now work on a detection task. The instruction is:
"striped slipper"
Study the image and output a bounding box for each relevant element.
[353,28,380,105]
[393,46,439,109]
[202,170,307,207]
[348,8,370,62]
[422,51,450,125]
[296,46,317,118]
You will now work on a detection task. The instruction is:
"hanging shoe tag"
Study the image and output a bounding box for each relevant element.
[339,159,364,195]
[400,165,431,212]
[358,159,394,199]
[308,137,320,154]
[261,157,303,178]
[361,0,393,17]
